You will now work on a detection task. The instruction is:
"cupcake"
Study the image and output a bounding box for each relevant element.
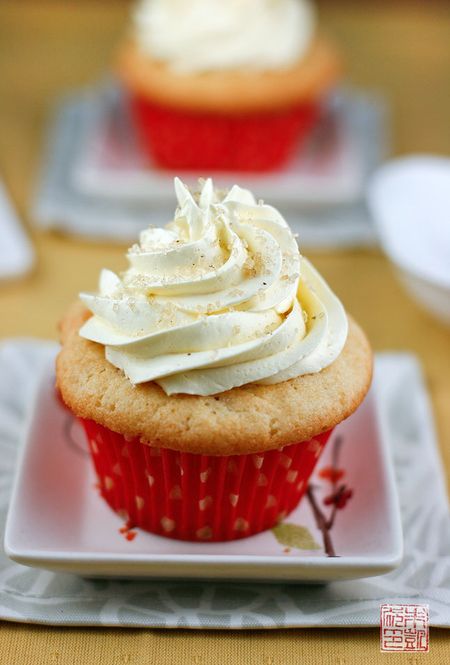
[56,178,372,542]
[116,0,341,172]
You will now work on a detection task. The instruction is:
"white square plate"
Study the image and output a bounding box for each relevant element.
[4,357,402,582]
[71,85,364,207]
[34,86,385,247]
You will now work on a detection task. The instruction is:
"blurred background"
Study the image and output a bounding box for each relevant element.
[0,0,449,468]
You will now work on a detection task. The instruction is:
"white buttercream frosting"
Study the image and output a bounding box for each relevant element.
[79,179,348,396]
[133,0,316,73]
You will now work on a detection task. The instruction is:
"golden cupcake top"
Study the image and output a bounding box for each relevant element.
[57,303,371,454]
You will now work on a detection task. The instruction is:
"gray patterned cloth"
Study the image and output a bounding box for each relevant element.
[0,340,449,628]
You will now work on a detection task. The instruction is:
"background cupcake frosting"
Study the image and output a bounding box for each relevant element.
[133,0,316,72]
[79,179,348,395]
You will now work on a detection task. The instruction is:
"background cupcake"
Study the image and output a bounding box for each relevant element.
[116,0,342,172]
[56,179,372,542]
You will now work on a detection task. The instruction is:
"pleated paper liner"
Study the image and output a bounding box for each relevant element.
[81,418,332,542]
[130,95,320,172]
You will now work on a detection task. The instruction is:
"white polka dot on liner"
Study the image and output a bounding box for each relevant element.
[196,526,212,540]
[279,454,292,469]
[229,494,239,507]
[170,485,182,500]
[253,455,264,469]
[104,476,114,490]
[266,495,277,508]
[287,470,298,483]
[257,473,268,487]
[234,518,249,532]
[161,516,175,533]
[200,468,211,483]
[199,496,212,511]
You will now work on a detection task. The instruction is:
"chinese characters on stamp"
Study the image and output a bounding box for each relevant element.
[380,603,429,652]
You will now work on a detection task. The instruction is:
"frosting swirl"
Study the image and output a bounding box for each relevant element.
[79,179,348,396]
[133,0,316,73]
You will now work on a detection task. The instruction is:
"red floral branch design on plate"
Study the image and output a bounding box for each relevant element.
[306,435,353,557]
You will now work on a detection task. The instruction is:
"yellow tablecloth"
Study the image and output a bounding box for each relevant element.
[0,1,449,661]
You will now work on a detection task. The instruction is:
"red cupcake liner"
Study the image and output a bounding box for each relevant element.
[130,94,320,172]
[80,418,332,542]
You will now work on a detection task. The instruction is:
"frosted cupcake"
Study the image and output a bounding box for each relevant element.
[116,0,341,171]
[56,179,372,542]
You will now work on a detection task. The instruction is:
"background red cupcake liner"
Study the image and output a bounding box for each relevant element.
[80,418,332,542]
[130,94,320,172]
